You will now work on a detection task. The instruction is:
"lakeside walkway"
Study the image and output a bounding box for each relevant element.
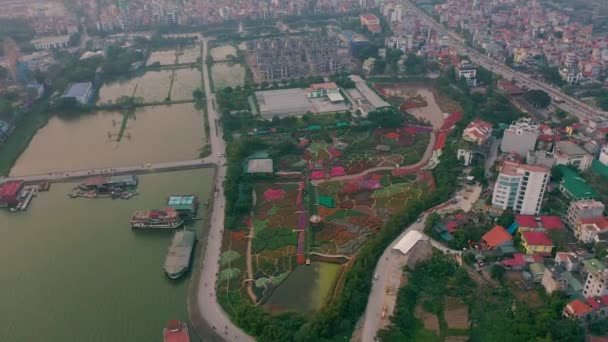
[1,157,216,184]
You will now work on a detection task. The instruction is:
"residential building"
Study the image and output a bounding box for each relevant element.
[462,119,493,145]
[542,266,584,295]
[529,262,546,282]
[574,217,608,243]
[481,225,512,249]
[62,82,94,104]
[583,271,608,298]
[520,231,554,255]
[492,161,549,215]
[501,253,544,270]
[514,215,565,232]
[582,259,607,280]
[555,252,581,272]
[599,145,608,167]
[501,119,539,157]
[566,200,606,229]
[360,14,381,33]
[30,35,70,50]
[557,166,598,201]
[526,150,556,169]
[457,149,473,166]
[455,60,477,85]
[553,141,593,172]
[562,299,593,324]
[0,120,15,144]
[362,57,376,74]
[305,83,339,98]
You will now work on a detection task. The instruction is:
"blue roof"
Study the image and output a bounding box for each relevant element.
[63,82,92,98]
[507,221,518,235]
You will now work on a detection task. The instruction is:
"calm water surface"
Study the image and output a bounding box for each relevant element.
[0,169,213,341]
[10,103,205,176]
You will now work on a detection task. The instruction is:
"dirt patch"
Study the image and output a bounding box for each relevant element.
[505,271,543,308]
[444,297,469,330]
[415,305,440,335]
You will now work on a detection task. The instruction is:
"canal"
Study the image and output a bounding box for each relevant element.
[0,169,214,341]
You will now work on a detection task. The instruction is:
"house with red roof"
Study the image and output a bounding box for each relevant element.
[481,225,513,249]
[563,299,592,324]
[501,253,544,270]
[521,231,554,255]
[563,296,608,325]
[360,14,381,33]
[462,119,493,145]
[514,215,565,232]
[575,216,608,243]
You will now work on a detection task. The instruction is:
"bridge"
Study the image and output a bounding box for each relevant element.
[0,157,218,184]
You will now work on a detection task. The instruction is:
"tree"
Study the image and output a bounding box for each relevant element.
[496,210,515,228]
[597,90,608,111]
[368,107,404,128]
[490,264,506,281]
[524,90,551,108]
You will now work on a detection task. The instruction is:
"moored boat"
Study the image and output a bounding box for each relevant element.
[131,208,183,229]
[164,230,196,279]
[163,320,190,342]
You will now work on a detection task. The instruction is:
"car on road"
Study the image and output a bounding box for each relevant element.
[373,274,379,281]
[145,163,151,168]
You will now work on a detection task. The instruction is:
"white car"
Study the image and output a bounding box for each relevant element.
[373,274,379,281]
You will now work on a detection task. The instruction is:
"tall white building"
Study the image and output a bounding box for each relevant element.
[583,271,608,297]
[599,145,608,167]
[492,161,550,215]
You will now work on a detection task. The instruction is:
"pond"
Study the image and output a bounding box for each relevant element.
[98,70,173,104]
[210,45,237,61]
[0,169,214,341]
[147,50,177,66]
[11,103,205,176]
[171,68,202,101]
[211,63,245,89]
[178,46,201,64]
[262,262,342,313]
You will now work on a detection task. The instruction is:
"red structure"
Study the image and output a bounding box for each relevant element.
[0,180,23,206]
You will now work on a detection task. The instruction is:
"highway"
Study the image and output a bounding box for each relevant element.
[188,38,255,342]
[402,0,607,122]
[360,184,481,342]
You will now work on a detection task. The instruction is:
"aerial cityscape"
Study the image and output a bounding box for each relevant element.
[1,0,608,341]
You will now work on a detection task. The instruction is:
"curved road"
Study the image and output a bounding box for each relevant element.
[188,38,255,342]
[360,184,480,342]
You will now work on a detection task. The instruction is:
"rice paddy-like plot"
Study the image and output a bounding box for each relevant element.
[171,68,202,100]
[210,44,237,61]
[177,46,201,64]
[211,63,245,89]
[146,50,177,66]
[98,70,173,103]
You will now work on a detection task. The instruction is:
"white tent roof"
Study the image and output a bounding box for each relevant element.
[393,230,428,255]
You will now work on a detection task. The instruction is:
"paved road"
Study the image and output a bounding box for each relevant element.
[360,184,481,342]
[403,0,607,122]
[189,38,254,342]
[0,158,215,184]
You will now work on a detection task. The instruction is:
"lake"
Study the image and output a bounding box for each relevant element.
[262,262,342,313]
[0,169,214,341]
[10,104,205,176]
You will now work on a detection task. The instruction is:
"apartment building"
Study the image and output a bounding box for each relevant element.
[501,119,539,157]
[492,161,549,215]
[565,200,605,229]
[583,270,608,298]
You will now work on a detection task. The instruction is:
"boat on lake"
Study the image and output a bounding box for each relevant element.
[164,230,196,279]
[163,320,190,342]
[131,208,183,229]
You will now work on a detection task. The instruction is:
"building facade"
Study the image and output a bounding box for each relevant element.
[492,162,549,215]
[583,271,608,298]
[565,200,605,229]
